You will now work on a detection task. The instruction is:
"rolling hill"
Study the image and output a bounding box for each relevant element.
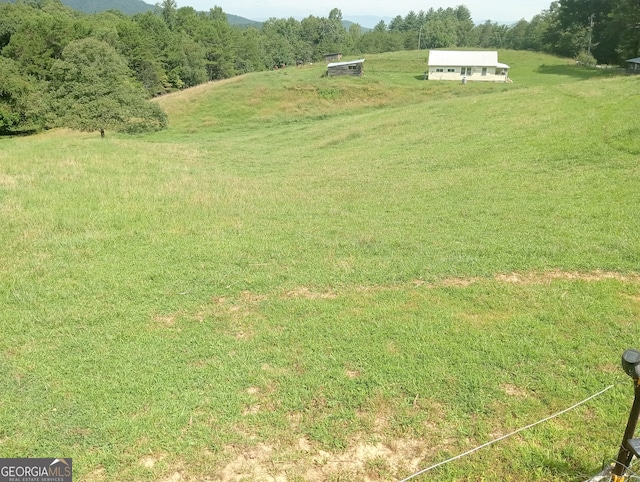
[2,50,638,481]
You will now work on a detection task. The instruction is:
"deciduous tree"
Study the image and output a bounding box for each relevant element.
[49,38,167,135]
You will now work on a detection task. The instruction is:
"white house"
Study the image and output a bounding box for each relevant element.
[427,50,510,82]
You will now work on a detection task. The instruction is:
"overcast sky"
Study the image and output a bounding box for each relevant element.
[176,0,553,24]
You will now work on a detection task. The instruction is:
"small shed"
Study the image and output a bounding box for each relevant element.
[427,50,510,82]
[626,57,640,74]
[327,59,365,77]
[324,53,343,62]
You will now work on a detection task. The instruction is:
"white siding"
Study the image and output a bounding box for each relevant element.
[427,50,510,82]
[428,66,508,82]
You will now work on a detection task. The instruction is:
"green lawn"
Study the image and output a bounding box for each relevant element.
[1,49,639,481]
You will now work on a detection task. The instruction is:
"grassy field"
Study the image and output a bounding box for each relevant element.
[1,49,639,481]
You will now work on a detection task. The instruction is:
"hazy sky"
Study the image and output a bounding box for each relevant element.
[176,0,553,24]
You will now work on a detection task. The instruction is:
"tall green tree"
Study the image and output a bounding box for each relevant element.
[609,0,640,61]
[3,6,88,80]
[0,57,48,134]
[505,19,530,50]
[556,0,617,61]
[0,2,35,50]
[49,37,167,135]
[422,15,458,48]
[119,12,169,94]
[454,5,476,47]
[198,7,237,79]
[261,18,295,67]
[234,27,265,72]
[158,0,177,30]
[328,7,342,22]
[388,16,404,32]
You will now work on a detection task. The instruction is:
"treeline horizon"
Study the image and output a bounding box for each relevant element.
[1,0,638,135]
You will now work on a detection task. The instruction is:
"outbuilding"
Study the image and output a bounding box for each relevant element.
[327,59,365,77]
[626,57,640,74]
[324,53,343,62]
[427,50,510,82]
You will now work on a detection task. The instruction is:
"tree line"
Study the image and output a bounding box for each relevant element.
[1,0,638,136]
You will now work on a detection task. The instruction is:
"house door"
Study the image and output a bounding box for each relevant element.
[461,67,472,76]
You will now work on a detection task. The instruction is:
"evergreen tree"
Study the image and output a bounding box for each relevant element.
[158,0,177,30]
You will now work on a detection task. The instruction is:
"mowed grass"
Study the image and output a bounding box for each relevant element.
[0,50,639,481]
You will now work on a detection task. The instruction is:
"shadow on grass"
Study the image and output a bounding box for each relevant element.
[0,129,40,138]
[537,64,625,80]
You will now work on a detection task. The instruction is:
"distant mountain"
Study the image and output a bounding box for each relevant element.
[342,20,371,33]
[226,14,262,28]
[344,15,393,29]
[61,0,155,15]
[0,0,262,26]
[66,0,260,27]
[0,0,156,15]
[0,0,369,29]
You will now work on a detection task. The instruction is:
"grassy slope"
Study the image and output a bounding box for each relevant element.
[0,50,639,481]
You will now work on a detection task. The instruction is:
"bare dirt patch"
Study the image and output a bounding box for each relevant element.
[494,270,640,285]
[153,314,177,328]
[139,454,166,468]
[436,277,483,288]
[501,383,529,398]
[158,471,183,482]
[281,286,337,300]
[346,369,361,379]
[216,437,433,481]
[192,291,268,338]
[414,270,640,290]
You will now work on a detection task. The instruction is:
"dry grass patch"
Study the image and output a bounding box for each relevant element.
[281,286,337,300]
[154,77,245,114]
[152,314,178,328]
[494,270,640,284]
[139,454,166,469]
[409,270,640,290]
[192,292,268,336]
[456,310,509,328]
[501,383,530,398]
[0,173,18,187]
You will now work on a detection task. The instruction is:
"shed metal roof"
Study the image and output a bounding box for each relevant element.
[627,57,640,64]
[327,59,365,68]
[428,50,506,67]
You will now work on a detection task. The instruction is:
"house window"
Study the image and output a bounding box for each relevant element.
[447,68,455,72]
[348,65,356,70]
[481,67,487,76]
[436,68,444,72]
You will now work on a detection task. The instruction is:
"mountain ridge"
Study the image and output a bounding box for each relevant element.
[0,0,261,26]
[0,0,395,30]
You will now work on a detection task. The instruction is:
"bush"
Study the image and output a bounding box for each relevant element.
[576,50,597,67]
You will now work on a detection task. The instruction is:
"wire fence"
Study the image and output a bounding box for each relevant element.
[399,385,616,482]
